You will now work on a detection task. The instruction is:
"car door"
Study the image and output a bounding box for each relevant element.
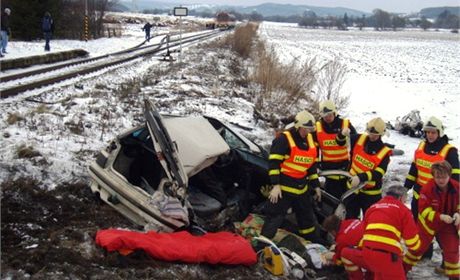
[144,100,188,194]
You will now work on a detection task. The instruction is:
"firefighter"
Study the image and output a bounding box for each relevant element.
[341,185,421,280]
[403,116,459,261]
[260,110,322,243]
[322,214,364,267]
[404,116,459,219]
[316,100,357,199]
[337,117,392,219]
[403,161,460,279]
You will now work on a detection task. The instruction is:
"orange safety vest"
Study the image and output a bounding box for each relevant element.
[350,134,392,194]
[316,119,350,162]
[414,141,453,188]
[280,131,317,179]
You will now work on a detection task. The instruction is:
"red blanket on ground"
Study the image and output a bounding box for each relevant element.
[95,229,257,266]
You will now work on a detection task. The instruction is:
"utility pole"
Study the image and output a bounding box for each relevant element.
[84,0,89,41]
[173,7,188,65]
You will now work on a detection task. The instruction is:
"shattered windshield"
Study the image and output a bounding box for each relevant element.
[220,128,248,151]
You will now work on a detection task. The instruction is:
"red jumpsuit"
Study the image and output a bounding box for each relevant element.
[341,196,420,280]
[403,178,460,279]
[332,219,364,266]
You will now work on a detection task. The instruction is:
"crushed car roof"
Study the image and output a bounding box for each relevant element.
[162,116,230,177]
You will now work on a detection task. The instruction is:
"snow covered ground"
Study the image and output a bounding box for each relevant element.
[1,16,457,279]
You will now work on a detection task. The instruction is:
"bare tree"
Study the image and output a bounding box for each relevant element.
[314,58,349,116]
[373,9,391,30]
[94,0,118,37]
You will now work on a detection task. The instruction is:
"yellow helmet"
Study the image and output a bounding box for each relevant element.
[366,117,386,136]
[294,110,316,130]
[319,100,337,117]
[423,116,444,137]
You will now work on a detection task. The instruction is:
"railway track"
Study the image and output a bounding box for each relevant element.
[0,29,222,98]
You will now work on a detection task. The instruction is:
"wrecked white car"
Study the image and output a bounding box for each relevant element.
[88,100,272,232]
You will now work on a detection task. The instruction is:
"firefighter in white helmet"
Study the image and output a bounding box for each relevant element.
[316,100,357,199]
[336,117,393,219]
[404,116,459,219]
[402,116,459,265]
[261,110,324,244]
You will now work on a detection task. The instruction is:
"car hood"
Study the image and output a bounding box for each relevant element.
[162,116,230,177]
[145,100,230,186]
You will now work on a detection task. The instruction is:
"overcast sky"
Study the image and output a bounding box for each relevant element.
[179,0,460,13]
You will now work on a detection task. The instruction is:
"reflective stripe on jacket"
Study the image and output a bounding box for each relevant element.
[418,178,460,236]
[362,196,421,255]
[350,134,392,193]
[316,119,350,162]
[279,131,317,179]
[333,219,364,265]
[414,141,453,189]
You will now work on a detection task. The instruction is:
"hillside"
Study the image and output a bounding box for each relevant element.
[419,6,460,18]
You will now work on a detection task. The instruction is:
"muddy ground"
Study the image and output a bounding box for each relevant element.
[1,178,346,280]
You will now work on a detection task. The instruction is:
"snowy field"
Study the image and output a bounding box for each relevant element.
[0,17,458,279]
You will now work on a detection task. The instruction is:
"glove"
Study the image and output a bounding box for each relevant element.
[350,175,360,188]
[453,213,460,227]
[329,244,336,251]
[314,187,322,202]
[440,214,453,224]
[260,185,273,198]
[324,251,335,261]
[341,127,350,138]
[268,184,282,204]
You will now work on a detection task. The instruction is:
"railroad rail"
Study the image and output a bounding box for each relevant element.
[0,29,222,98]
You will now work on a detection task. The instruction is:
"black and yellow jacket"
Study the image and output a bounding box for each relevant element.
[404,135,459,190]
[268,127,320,192]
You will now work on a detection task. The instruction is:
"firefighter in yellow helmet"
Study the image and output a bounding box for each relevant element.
[261,110,324,244]
[404,116,459,219]
[336,117,393,219]
[316,100,357,199]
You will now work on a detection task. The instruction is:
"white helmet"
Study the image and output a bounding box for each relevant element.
[294,110,315,130]
[319,100,337,117]
[4,8,11,15]
[423,116,444,137]
[366,117,386,136]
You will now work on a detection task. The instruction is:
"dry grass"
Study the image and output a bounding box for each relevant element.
[249,39,349,127]
[250,41,319,127]
[33,104,49,114]
[6,112,25,125]
[314,58,349,116]
[16,145,42,159]
[231,23,259,59]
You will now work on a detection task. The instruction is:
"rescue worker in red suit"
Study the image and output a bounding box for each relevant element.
[337,117,392,219]
[322,214,364,269]
[404,116,459,260]
[315,100,357,199]
[261,110,323,243]
[341,185,421,280]
[403,161,460,279]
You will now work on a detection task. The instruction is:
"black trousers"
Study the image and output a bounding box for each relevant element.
[345,192,381,219]
[324,177,348,200]
[261,191,318,241]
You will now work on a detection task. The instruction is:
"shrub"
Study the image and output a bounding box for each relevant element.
[6,112,24,125]
[231,23,259,59]
[16,145,41,159]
